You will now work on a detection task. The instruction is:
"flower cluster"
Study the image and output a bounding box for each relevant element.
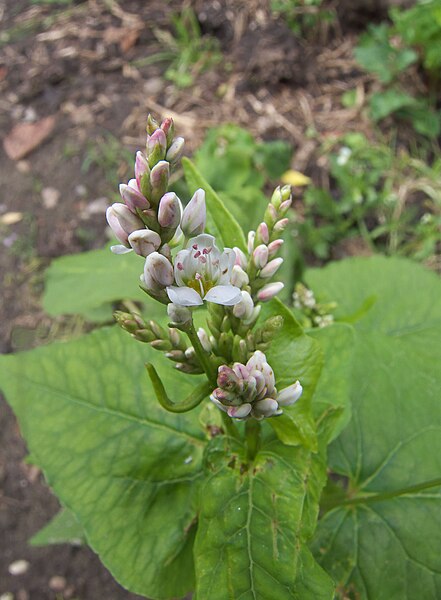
[211,351,303,419]
[293,282,336,328]
[109,115,303,422]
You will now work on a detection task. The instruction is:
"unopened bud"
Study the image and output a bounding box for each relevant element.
[128,229,161,257]
[107,204,144,244]
[106,205,130,245]
[267,239,284,257]
[227,403,252,419]
[180,189,206,237]
[135,151,149,189]
[253,244,269,269]
[150,161,170,205]
[143,252,174,293]
[233,291,254,321]
[260,257,283,278]
[247,231,256,254]
[146,114,160,135]
[217,365,240,391]
[160,117,175,147]
[254,398,280,417]
[279,199,292,215]
[167,302,192,325]
[264,203,278,227]
[197,327,212,352]
[165,136,185,164]
[231,265,249,288]
[233,246,248,269]
[151,339,172,352]
[256,222,269,245]
[277,381,303,407]
[147,129,167,167]
[120,182,149,212]
[257,282,284,302]
[158,192,182,229]
[274,218,289,233]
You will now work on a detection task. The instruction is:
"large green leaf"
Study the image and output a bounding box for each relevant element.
[43,248,149,318]
[0,327,206,599]
[182,157,247,251]
[307,256,441,599]
[194,436,334,600]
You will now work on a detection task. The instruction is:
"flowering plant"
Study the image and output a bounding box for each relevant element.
[1,115,441,600]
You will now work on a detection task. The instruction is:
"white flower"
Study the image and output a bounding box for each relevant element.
[166,234,241,307]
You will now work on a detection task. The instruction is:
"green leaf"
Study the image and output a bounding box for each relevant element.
[30,508,85,546]
[369,89,416,121]
[182,157,247,251]
[307,256,441,599]
[43,248,147,317]
[0,327,206,599]
[194,436,334,599]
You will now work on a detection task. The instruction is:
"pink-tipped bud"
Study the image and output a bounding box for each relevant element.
[279,199,292,215]
[217,365,240,391]
[107,203,144,238]
[143,252,174,292]
[254,398,280,418]
[128,229,161,257]
[180,188,206,237]
[257,281,284,302]
[247,231,255,254]
[166,136,185,164]
[135,151,149,189]
[267,239,284,257]
[274,218,289,233]
[150,160,170,205]
[233,246,248,269]
[160,117,175,146]
[260,257,283,279]
[227,403,252,419]
[256,222,269,245]
[277,381,303,407]
[106,205,130,245]
[158,192,182,229]
[253,244,269,269]
[147,129,167,167]
[119,182,149,212]
[231,265,249,288]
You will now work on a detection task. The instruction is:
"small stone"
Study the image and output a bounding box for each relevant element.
[16,161,30,174]
[0,212,23,225]
[41,187,60,209]
[75,184,87,197]
[8,560,30,576]
[49,576,66,592]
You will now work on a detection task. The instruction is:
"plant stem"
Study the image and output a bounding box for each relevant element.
[220,411,241,440]
[146,363,211,413]
[186,321,217,384]
[245,419,261,462]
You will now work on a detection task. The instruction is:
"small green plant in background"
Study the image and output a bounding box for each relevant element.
[271,0,335,36]
[354,0,441,138]
[294,133,441,265]
[139,7,222,89]
[82,132,133,191]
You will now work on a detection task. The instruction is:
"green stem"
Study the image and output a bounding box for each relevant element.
[220,411,241,441]
[245,419,261,462]
[324,477,441,511]
[146,363,211,413]
[186,321,217,384]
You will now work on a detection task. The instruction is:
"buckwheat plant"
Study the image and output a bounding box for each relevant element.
[108,115,303,429]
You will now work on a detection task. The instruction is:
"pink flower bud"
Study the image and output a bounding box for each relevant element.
[227,403,252,419]
[128,229,161,257]
[257,281,284,302]
[230,265,249,288]
[260,257,283,278]
[150,161,170,204]
[233,291,254,321]
[279,199,292,214]
[217,365,240,390]
[119,182,149,212]
[158,192,182,229]
[256,222,269,245]
[274,218,289,232]
[144,252,174,292]
[253,244,269,269]
[160,117,175,146]
[106,205,129,245]
[247,231,255,254]
[165,136,185,164]
[180,189,206,237]
[267,239,284,257]
[233,246,248,269]
[107,203,144,237]
[253,398,280,417]
[277,381,303,407]
[135,151,149,189]
[147,129,167,166]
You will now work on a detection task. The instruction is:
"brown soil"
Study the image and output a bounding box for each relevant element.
[0,0,432,598]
